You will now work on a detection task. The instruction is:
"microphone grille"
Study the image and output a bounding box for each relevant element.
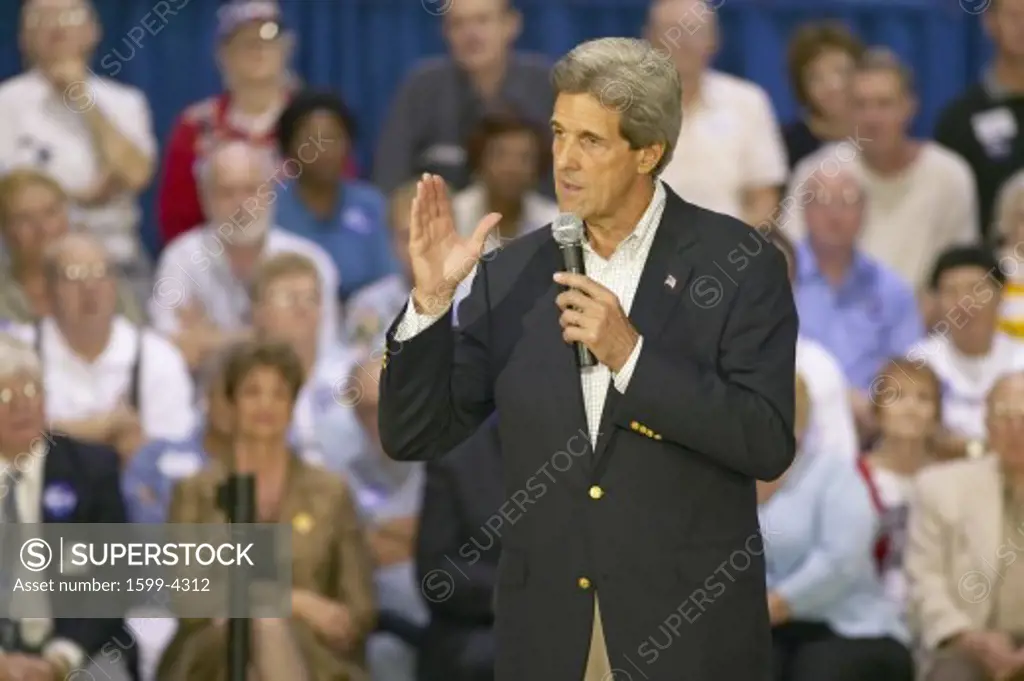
[552,213,585,246]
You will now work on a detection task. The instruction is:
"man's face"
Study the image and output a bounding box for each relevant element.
[803,172,864,252]
[935,265,1002,348]
[219,21,289,87]
[49,240,117,332]
[253,273,322,346]
[443,0,518,73]
[551,92,647,222]
[645,0,716,82]
[2,183,70,265]
[480,130,541,202]
[21,0,97,65]
[987,0,1024,61]
[204,156,268,229]
[851,70,913,154]
[0,372,45,456]
[988,375,1024,472]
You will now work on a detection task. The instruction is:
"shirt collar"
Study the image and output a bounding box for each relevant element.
[585,180,667,253]
[796,239,874,287]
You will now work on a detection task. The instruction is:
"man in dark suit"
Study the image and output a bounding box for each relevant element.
[416,418,504,681]
[0,332,132,680]
[379,36,798,681]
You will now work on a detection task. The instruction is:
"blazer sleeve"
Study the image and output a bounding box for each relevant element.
[378,261,497,463]
[904,473,974,650]
[614,244,798,480]
[49,444,127,665]
[416,459,496,623]
[330,479,377,644]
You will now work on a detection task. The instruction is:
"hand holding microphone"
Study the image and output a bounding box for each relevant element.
[552,214,639,373]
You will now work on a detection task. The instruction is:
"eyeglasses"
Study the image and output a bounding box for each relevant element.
[265,291,320,308]
[58,263,109,282]
[807,188,863,206]
[0,382,39,405]
[23,7,89,30]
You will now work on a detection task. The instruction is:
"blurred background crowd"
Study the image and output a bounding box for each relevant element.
[0,0,1022,680]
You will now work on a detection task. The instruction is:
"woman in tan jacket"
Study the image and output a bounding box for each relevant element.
[158,340,377,681]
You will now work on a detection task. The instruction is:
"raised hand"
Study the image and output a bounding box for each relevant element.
[409,174,501,315]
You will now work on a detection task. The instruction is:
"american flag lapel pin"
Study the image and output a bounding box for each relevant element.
[664,274,677,290]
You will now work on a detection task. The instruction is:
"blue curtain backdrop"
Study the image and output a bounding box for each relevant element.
[0,0,993,256]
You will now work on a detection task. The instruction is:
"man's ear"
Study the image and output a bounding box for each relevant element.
[638,143,666,175]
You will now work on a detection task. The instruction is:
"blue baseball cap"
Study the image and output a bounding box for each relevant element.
[217,0,283,42]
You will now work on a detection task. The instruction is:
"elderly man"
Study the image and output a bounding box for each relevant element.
[149,139,340,371]
[0,0,156,281]
[0,332,130,681]
[792,166,924,440]
[647,0,787,226]
[373,0,553,197]
[7,233,194,461]
[788,48,977,291]
[905,371,1024,681]
[380,35,797,681]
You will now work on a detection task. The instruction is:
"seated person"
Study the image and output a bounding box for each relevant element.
[761,374,913,681]
[416,418,503,681]
[858,358,943,612]
[991,171,1024,344]
[911,247,1024,457]
[249,251,367,475]
[0,169,141,324]
[342,357,427,681]
[158,341,377,681]
[905,371,1024,681]
[7,233,194,461]
[346,181,416,353]
[273,90,399,301]
[0,333,131,680]
[149,139,340,371]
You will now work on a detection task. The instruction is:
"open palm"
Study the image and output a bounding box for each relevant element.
[408,174,502,314]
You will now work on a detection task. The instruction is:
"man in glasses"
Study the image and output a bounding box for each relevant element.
[906,371,1024,681]
[0,0,157,293]
[8,233,194,461]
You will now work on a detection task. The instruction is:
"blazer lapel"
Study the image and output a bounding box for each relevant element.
[970,456,1004,585]
[592,192,700,467]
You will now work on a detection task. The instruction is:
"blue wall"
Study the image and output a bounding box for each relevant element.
[0,0,992,254]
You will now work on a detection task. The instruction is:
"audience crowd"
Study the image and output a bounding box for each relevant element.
[0,0,1023,680]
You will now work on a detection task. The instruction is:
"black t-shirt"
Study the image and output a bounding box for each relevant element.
[782,119,824,171]
[934,82,1024,241]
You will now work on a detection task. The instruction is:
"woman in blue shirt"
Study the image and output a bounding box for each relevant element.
[274,90,399,301]
[761,374,913,681]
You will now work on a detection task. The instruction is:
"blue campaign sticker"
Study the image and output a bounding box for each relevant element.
[341,207,372,234]
[43,482,78,519]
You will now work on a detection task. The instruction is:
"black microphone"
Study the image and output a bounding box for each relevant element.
[552,213,596,369]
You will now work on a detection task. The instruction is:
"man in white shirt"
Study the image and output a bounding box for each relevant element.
[646,0,787,226]
[785,48,977,292]
[6,233,194,462]
[0,0,156,275]
[150,140,340,371]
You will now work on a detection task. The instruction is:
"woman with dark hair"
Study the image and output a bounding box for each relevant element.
[274,90,400,301]
[157,340,377,681]
[782,22,865,168]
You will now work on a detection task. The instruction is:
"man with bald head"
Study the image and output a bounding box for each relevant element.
[647,0,787,226]
[906,371,1024,681]
[374,0,553,196]
[149,139,341,371]
[791,165,923,440]
[5,233,194,461]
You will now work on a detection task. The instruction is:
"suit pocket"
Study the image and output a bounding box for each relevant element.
[498,549,528,588]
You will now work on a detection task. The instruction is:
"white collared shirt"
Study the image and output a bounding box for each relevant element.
[149,225,341,350]
[0,70,156,263]
[660,70,787,221]
[452,182,559,243]
[396,181,668,444]
[7,317,195,442]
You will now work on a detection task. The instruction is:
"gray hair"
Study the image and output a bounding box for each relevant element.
[0,333,41,383]
[551,37,682,175]
[197,140,275,246]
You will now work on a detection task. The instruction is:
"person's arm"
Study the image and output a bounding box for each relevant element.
[372,76,422,195]
[808,349,858,462]
[48,445,127,672]
[943,158,981,246]
[139,337,196,441]
[416,456,496,621]
[121,442,171,524]
[772,465,879,615]
[157,116,204,246]
[614,247,797,480]
[81,90,155,193]
[49,413,117,444]
[904,473,976,649]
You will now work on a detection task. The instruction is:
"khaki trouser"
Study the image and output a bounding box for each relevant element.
[584,594,613,681]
